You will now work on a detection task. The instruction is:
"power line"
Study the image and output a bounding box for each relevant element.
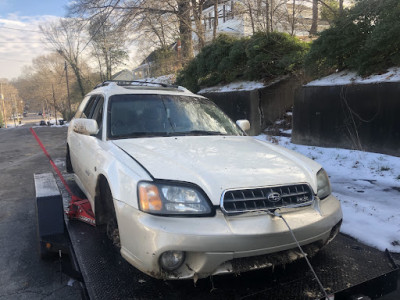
[0,41,51,44]
[0,26,42,33]
[0,57,30,63]
[79,0,121,54]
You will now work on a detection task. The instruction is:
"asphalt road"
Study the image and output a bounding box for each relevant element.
[0,115,398,299]
[0,120,81,299]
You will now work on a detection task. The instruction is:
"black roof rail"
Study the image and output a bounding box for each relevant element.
[93,80,179,89]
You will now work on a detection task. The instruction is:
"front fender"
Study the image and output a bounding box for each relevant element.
[97,143,152,209]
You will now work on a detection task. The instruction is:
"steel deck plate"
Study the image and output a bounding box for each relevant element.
[59,177,397,300]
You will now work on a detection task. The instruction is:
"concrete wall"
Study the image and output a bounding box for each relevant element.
[200,76,301,135]
[292,83,400,157]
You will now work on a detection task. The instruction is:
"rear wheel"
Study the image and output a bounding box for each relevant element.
[100,182,120,249]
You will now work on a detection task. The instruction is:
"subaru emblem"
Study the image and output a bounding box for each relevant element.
[268,192,281,202]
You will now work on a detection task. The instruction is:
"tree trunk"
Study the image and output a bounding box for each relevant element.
[309,0,318,35]
[177,0,194,63]
[192,0,205,49]
[270,0,274,31]
[291,0,296,36]
[69,61,86,97]
[248,2,255,34]
[213,0,218,40]
[265,0,270,33]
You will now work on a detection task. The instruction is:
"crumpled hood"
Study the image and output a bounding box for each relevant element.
[112,136,321,205]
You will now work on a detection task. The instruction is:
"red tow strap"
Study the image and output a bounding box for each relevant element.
[30,127,96,226]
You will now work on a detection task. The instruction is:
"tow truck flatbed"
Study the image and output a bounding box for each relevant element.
[40,173,398,299]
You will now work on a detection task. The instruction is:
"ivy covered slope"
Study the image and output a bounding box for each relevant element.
[306,0,400,78]
[176,32,309,93]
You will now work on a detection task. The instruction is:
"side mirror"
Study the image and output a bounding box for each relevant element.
[236,119,250,132]
[71,118,99,135]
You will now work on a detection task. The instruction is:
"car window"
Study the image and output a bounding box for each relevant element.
[107,94,244,139]
[91,96,104,138]
[74,95,91,119]
[81,96,98,119]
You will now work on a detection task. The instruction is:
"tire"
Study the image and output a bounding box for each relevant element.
[100,182,121,249]
[66,145,73,173]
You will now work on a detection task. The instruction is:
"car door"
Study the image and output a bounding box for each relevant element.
[76,95,105,199]
[69,95,97,180]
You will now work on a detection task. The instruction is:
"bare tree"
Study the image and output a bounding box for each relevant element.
[40,19,89,97]
[0,81,22,127]
[15,54,68,119]
[69,0,194,65]
[88,13,129,80]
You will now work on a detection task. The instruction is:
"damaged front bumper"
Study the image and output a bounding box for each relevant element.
[116,194,342,279]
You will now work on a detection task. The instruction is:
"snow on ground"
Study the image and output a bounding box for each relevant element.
[256,134,400,253]
[307,67,400,86]
[198,81,266,93]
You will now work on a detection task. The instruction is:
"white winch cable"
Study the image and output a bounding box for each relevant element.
[268,209,330,299]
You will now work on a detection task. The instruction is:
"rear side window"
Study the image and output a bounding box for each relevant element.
[91,96,104,138]
[82,96,98,119]
[92,96,104,126]
[74,95,90,119]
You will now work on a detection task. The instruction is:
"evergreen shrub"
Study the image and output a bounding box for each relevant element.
[176,32,308,92]
[306,0,400,78]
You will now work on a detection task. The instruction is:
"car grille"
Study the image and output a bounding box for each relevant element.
[221,183,314,214]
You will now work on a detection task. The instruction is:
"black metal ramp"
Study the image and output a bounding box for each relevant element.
[60,178,398,300]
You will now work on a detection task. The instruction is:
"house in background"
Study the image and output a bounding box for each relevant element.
[200,0,331,42]
[132,0,339,79]
[112,69,134,81]
[132,42,180,80]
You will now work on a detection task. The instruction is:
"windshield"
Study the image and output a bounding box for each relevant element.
[107,94,244,139]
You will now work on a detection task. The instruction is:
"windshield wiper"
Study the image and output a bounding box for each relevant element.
[111,130,227,139]
[111,132,170,139]
[168,130,226,136]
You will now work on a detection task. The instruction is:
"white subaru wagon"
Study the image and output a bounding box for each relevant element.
[66,81,342,280]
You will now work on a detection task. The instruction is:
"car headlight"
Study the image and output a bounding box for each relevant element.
[138,181,213,216]
[317,168,332,199]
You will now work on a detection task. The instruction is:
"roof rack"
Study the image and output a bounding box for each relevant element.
[93,80,179,89]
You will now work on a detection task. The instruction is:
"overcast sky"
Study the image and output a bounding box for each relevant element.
[0,0,70,80]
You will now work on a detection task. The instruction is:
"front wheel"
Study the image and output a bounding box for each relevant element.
[66,145,73,173]
[100,182,121,249]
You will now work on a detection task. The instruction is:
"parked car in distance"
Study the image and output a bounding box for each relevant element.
[66,81,342,280]
[39,120,46,126]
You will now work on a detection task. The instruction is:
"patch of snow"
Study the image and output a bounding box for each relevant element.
[255,134,400,253]
[198,81,265,94]
[67,278,75,286]
[139,74,176,85]
[307,67,400,86]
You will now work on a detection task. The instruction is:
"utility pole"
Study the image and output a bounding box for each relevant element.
[65,61,72,120]
[0,83,6,128]
[52,84,58,125]
[12,95,17,127]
